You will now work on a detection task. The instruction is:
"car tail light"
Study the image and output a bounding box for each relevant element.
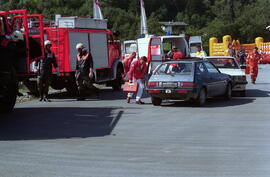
[177,89,188,94]
[148,89,161,94]
[180,82,195,87]
[148,81,159,87]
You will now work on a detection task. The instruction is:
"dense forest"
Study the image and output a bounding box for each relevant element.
[1,0,270,45]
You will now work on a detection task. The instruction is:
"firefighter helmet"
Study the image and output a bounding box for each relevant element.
[44,40,52,46]
[76,43,85,49]
[11,30,24,41]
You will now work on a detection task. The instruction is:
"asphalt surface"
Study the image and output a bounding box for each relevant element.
[0,65,270,177]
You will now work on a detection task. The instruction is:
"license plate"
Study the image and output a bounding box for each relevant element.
[162,82,177,88]
[165,89,172,94]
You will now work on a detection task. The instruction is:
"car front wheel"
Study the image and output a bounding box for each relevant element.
[151,96,162,106]
[224,83,232,100]
[196,88,206,106]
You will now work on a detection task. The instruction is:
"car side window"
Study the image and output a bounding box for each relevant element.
[196,63,206,74]
[204,62,219,73]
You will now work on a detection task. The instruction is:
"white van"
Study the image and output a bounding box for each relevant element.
[137,35,189,72]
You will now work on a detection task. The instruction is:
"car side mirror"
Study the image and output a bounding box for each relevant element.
[240,65,246,69]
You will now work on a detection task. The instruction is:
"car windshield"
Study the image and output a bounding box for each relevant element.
[207,58,239,69]
[154,63,193,75]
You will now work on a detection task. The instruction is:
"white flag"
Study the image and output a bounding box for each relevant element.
[140,0,148,35]
[93,0,104,19]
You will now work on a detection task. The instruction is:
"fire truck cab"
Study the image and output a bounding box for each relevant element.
[0,9,44,112]
[137,35,190,72]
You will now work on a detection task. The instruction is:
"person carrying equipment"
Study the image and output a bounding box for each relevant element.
[127,56,148,104]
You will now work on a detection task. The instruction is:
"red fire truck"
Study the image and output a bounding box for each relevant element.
[44,15,123,94]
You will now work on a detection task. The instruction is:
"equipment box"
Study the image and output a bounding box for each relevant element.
[58,17,107,29]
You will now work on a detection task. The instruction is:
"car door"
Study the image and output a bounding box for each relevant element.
[204,61,227,96]
[195,62,212,95]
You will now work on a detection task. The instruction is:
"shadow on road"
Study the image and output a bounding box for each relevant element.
[0,107,123,141]
[48,89,150,101]
[245,89,270,97]
[49,89,127,101]
[161,98,256,108]
[161,88,269,108]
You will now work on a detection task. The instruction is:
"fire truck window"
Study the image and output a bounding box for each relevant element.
[0,16,5,35]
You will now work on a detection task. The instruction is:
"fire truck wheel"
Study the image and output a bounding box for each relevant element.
[112,66,123,91]
[0,79,17,114]
[50,76,65,90]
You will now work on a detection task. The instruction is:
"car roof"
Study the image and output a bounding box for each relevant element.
[163,58,205,64]
[204,56,234,59]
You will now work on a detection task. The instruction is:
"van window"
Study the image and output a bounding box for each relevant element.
[163,42,171,54]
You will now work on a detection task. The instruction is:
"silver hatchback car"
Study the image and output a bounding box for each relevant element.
[146,59,232,106]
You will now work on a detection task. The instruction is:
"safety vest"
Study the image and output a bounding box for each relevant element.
[195,51,206,58]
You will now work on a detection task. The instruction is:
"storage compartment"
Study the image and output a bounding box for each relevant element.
[58,17,107,29]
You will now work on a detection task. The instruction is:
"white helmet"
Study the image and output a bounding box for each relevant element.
[44,40,52,46]
[76,43,85,49]
[11,30,24,41]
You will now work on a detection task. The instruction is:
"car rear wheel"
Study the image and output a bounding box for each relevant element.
[224,83,232,100]
[196,88,206,106]
[151,96,162,106]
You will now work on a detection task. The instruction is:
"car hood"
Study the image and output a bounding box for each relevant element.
[149,75,194,82]
[218,69,245,76]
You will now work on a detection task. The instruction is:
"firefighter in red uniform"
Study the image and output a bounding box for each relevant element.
[248,47,262,84]
[127,56,148,104]
[75,43,99,100]
[123,52,136,80]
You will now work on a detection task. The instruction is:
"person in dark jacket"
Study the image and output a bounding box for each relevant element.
[35,40,59,102]
[75,43,99,100]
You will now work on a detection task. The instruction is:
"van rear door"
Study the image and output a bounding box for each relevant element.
[149,38,163,71]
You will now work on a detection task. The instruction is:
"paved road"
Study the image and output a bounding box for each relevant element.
[1,65,270,177]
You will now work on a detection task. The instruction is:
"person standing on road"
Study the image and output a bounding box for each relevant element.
[75,43,99,101]
[248,47,262,84]
[239,48,247,65]
[195,45,207,58]
[35,40,60,102]
[127,56,148,104]
[123,52,137,81]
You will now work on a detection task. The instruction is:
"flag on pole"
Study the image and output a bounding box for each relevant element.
[93,0,104,19]
[140,0,148,35]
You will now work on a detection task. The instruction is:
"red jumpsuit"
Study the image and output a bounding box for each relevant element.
[173,52,184,60]
[123,54,136,75]
[248,52,261,83]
